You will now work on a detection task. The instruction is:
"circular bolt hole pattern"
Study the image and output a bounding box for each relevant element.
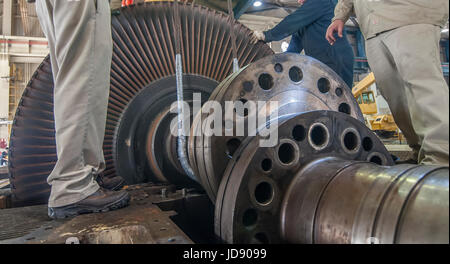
[370,155,383,165]
[254,182,274,205]
[234,98,249,117]
[363,137,374,152]
[274,63,283,73]
[252,233,270,244]
[292,125,306,142]
[318,78,331,93]
[310,125,328,148]
[243,81,253,92]
[289,66,303,83]
[278,142,296,165]
[339,103,351,115]
[344,131,359,151]
[258,73,274,90]
[226,138,242,158]
[261,158,273,172]
[243,208,258,227]
[335,87,343,97]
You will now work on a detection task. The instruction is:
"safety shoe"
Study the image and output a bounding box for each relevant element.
[96,174,125,191]
[48,188,130,220]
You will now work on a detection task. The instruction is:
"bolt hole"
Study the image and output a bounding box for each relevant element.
[226,138,241,158]
[243,81,253,92]
[289,66,303,83]
[363,137,374,152]
[252,232,270,244]
[261,159,273,172]
[339,103,351,115]
[335,87,343,97]
[344,131,359,151]
[243,208,258,227]
[292,125,306,141]
[160,227,167,231]
[310,124,329,149]
[278,143,296,165]
[274,63,283,73]
[318,78,331,93]
[254,182,274,205]
[258,73,274,90]
[370,155,383,165]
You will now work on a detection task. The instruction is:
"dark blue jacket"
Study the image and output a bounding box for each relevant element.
[264,0,355,88]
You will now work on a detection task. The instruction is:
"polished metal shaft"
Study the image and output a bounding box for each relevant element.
[281,158,449,244]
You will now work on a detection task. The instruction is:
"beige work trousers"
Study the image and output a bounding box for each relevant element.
[36,0,112,207]
[366,24,449,165]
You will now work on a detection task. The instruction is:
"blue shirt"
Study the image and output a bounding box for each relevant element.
[264,0,355,88]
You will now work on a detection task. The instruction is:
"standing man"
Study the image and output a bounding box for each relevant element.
[326,0,449,165]
[34,0,130,219]
[253,0,355,88]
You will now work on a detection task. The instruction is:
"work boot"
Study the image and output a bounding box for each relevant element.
[48,188,130,220]
[96,173,125,191]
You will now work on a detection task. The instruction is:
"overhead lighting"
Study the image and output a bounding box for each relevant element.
[253,1,262,7]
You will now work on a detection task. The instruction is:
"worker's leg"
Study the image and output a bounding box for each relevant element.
[365,34,422,159]
[381,24,449,165]
[110,0,122,10]
[36,0,113,208]
[35,1,58,82]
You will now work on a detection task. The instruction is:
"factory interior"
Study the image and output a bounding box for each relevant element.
[0,0,449,245]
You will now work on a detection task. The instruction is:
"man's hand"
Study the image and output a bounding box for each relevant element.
[252,31,266,44]
[326,20,345,45]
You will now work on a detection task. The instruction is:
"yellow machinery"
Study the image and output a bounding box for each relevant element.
[352,73,378,115]
[352,73,400,138]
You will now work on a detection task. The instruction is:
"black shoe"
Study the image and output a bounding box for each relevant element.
[48,188,130,219]
[395,158,418,165]
[96,174,125,191]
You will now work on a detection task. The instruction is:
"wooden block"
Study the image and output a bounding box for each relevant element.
[0,195,7,209]
[0,194,11,209]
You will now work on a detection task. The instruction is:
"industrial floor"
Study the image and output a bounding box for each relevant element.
[0,142,413,244]
[0,183,215,244]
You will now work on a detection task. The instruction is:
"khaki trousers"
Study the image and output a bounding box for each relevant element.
[36,0,112,207]
[366,24,449,165]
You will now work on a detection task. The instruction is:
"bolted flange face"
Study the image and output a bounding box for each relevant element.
[214,110,393,244]
[190,53,364,202]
